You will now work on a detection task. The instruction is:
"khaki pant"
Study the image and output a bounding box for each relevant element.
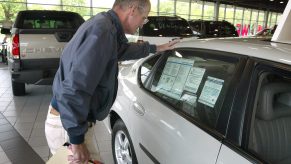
[45,105,101,161]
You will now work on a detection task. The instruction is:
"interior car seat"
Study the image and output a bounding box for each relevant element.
[250,82,291,164]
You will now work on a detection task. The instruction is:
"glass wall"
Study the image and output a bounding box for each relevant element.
[234,7,243,36]
[0,0,283,36]
[176,0,189,19]
[225,5,235,24]
[218,4,226,21]
[190,1,203,20]
[203,2,214,20]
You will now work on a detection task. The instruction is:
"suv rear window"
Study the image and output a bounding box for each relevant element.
[140,16,194,37]
[15,10,84,29]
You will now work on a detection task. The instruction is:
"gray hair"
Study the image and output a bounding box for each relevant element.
[113,0,151,13]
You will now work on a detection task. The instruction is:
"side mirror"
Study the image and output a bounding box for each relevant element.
[1,28,11,35]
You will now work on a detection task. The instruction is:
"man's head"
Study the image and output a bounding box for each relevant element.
[113,0,151,34]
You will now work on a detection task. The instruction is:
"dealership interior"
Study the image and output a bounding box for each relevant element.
[0,0,290,164]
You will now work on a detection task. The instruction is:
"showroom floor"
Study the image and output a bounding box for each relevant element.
[0,63,114,164]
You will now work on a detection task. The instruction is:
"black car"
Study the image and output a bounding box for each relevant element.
[188,20,238,38]
[139,16,194,38]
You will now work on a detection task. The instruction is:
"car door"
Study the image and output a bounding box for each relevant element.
[132,49,246,164]
[217,59,291,164]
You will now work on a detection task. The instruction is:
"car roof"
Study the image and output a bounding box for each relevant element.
[176,37,291,65]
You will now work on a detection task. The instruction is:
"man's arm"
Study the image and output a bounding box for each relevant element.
[118,40,179,61]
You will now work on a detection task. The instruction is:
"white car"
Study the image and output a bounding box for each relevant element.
[104,37,291,164]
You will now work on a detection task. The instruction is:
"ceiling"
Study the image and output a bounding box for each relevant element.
[208,0,288,13]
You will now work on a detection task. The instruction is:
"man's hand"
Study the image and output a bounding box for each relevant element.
[68,143,90,164]
[156,39,180,53]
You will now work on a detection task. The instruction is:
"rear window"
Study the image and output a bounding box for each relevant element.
[140,17,194,37]
[15,11,84,29]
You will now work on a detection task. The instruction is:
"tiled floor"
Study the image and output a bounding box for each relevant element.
[0,63,114,164]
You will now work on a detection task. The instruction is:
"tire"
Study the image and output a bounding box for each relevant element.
[112,119,138,164]
[12,80,25,96]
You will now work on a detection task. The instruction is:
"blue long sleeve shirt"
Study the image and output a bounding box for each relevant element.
[51,10,156,144]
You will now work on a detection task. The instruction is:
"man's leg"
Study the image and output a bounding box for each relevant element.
[45,105,101,161]
[45,105,68,155]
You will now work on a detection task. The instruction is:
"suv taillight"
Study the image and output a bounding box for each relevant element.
[12,34,20,59]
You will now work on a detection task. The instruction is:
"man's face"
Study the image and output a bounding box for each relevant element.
[125,5,150,34]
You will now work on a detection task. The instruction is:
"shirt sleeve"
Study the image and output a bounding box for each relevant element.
[55,25,114,144]
[118,41,156,61]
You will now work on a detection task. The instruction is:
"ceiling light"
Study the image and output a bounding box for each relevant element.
[280,1,284,3]
[270,0,274,1]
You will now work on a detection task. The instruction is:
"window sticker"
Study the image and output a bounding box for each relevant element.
[181,94,197,106]
[157,57,194,99]
[184,67,206,94]
[198,76,224,108]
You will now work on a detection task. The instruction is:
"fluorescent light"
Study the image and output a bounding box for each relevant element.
[280,1,284,3]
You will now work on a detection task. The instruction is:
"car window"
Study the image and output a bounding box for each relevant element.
[248,66,291,163]
[140,17,194,37]
[140,50,238,129]
[18,12,84,29]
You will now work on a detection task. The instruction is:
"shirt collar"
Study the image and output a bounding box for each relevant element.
[107,9,128,44]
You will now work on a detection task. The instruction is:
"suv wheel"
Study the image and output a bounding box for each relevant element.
[112,119,138,164]
[12,81,25,96]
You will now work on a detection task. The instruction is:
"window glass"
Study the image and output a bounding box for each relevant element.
[218,4,226,21]
[93,0,114,8]
[27,4,61,10]
[159,0,174,16]
[27,0,60,5]
[241,9,251,36]
[234,7,243,36]
[176,1,189,20]
[0,2,26,22]
[62,0,88,6]
[203,2,214,20]
[21,12,84,29]
[248,68,291,163]
[225,5,235,24]
[150,0,158,15]
[63,7,91,20]
[190,1,202,20]
[140,50,237,128]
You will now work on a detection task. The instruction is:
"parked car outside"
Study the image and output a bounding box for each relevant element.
[7,10,84,96]
[126,16,196,45]
[188,20,239,38]
[104,37,291,164]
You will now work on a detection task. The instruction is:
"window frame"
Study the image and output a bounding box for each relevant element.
[137,48,247,139]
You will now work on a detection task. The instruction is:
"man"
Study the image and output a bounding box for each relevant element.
[45,0,178,163]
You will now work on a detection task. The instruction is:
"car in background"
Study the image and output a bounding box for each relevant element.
[255,25,277,37]
[105,37,291,164]
[7,10,84,96]
[126,16,195,44]
[188,20,239,38]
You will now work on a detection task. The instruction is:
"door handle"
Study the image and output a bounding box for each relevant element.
[133,102,145,116]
